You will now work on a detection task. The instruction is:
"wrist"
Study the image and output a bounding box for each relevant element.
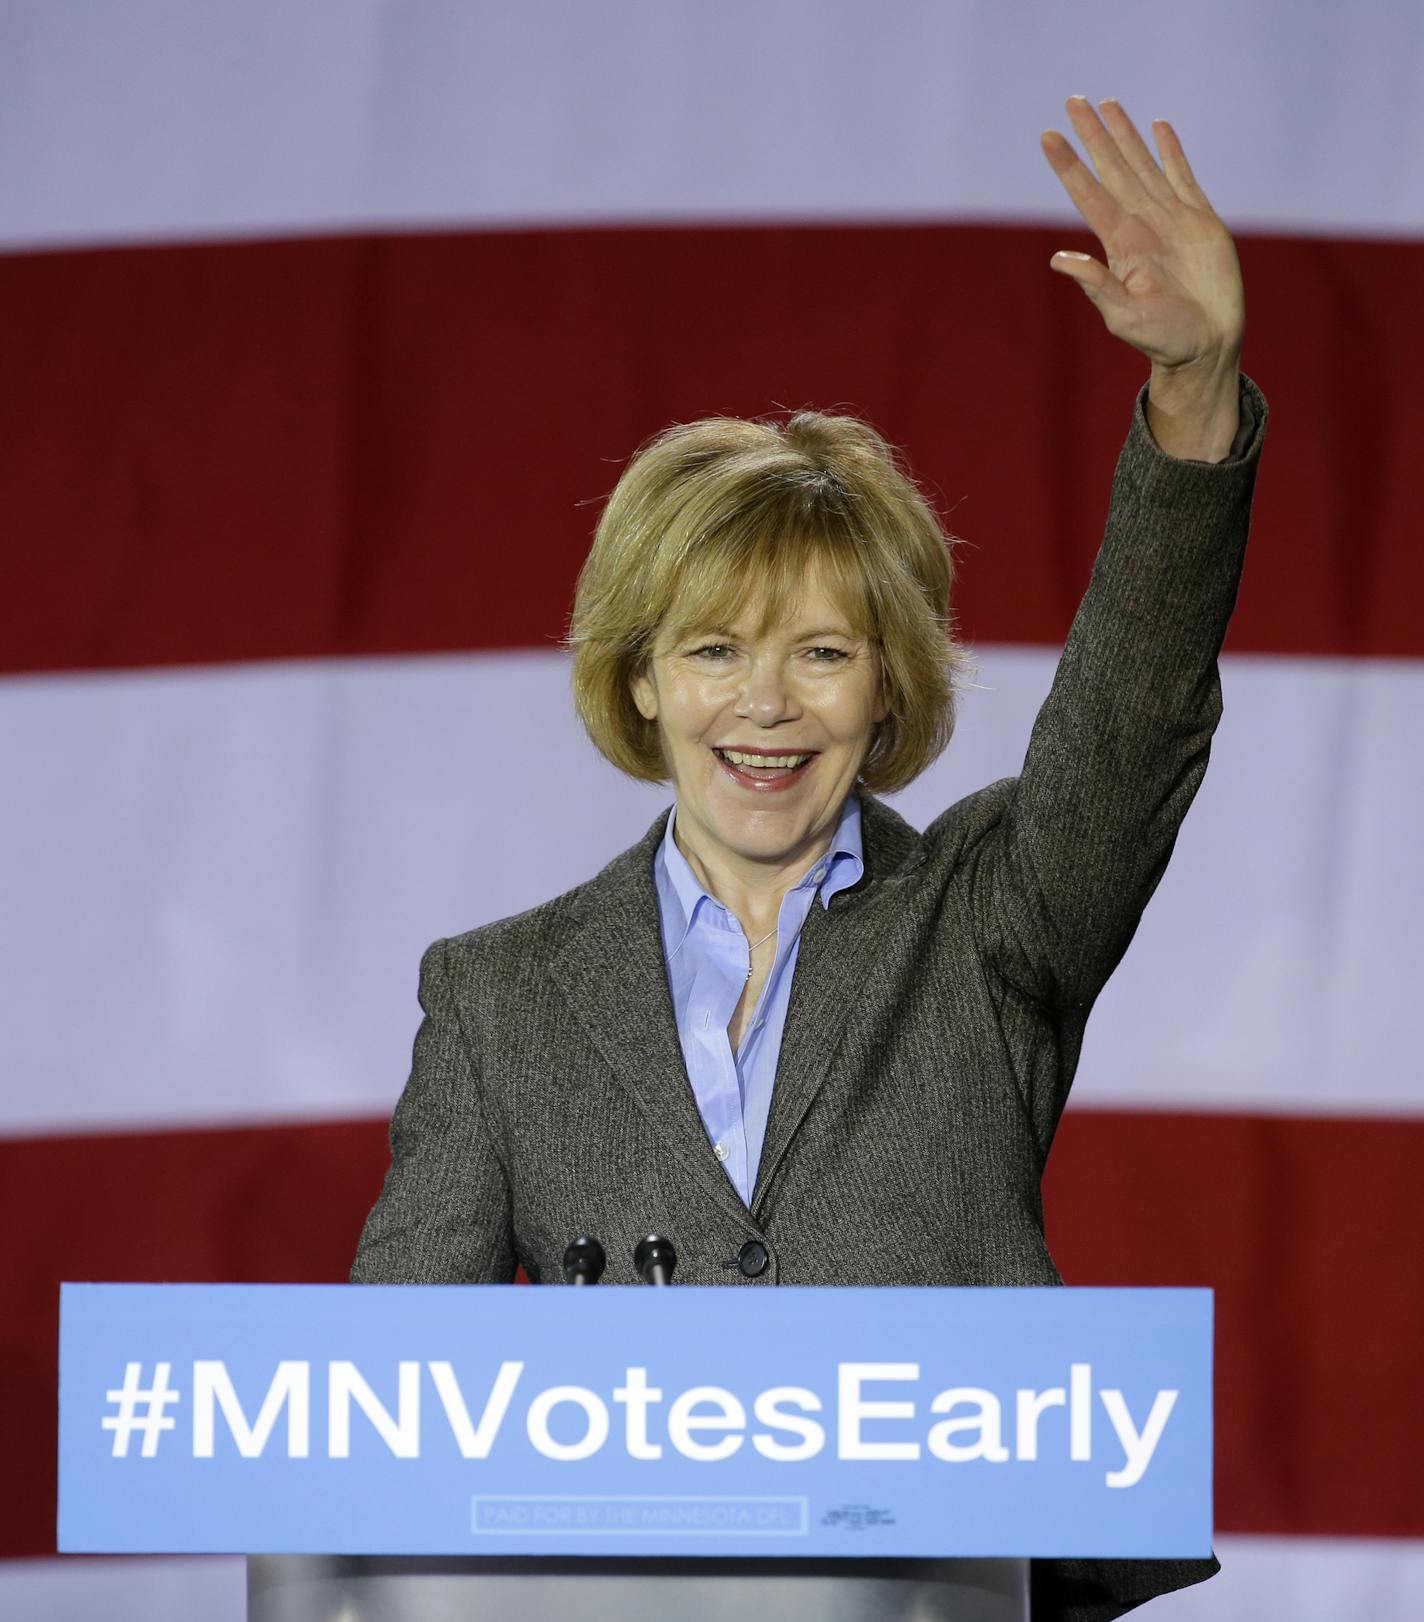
[1147,353,1242,462]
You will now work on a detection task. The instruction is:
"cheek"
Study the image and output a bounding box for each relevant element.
[667,676,732,738]
[822,676,882,740]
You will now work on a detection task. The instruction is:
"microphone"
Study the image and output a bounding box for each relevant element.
[633,1234,677,1286]
[562,1235,606,1285]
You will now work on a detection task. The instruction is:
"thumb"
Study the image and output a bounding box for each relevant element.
[1050,250,1121,311]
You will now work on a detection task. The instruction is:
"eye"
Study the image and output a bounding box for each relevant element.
[807,646,851,663]
[689,643,735,661]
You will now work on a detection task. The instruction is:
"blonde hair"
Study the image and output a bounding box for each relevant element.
[567,407,978,795]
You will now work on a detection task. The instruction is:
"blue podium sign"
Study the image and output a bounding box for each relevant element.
[58,1283,1211,1558]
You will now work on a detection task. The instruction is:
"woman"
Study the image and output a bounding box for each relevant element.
[352,97,1267,1620]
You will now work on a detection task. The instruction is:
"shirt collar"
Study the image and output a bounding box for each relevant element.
[655,792,866,956]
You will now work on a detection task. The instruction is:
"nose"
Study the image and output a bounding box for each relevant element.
[734,655,800,725]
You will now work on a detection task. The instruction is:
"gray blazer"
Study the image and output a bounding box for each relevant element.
[353,373,1268,1621]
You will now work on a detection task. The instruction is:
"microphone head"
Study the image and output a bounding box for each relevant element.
[562,1235,606,1284]
[633,1233,677,1283]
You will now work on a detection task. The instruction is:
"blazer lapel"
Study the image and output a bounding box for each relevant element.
[547,794,926,1229]
[547,808,754,1222]
[751,794,924,1217]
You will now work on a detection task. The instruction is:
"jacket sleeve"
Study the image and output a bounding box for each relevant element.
[967,370,1268,1011]
[350,937,518,1283]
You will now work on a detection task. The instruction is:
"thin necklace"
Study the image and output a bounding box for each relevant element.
[745,926,777,980]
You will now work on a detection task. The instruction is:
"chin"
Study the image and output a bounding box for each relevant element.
[715,806,823,857]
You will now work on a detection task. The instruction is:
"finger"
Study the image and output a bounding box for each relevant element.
[1097,98,1176,207]
[1040,127,1125,244]
[1064,95,1152,210]
[1152,117,1214,210]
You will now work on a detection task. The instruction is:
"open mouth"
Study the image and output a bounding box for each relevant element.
[712,747,818,791]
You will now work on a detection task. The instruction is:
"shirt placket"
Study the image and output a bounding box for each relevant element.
[688,904,753,1202]
[735,867,826,1182]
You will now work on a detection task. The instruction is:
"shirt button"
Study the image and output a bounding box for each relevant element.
[713,1142,729,1162]
[738,1240,770,1278]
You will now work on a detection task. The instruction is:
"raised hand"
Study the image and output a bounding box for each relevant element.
[1042,97,1243,373]
[1042,96,1244,460]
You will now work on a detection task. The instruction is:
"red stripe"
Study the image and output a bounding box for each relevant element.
[2,225,1421,676]
[1043,1109,1424,1539]
[2,1108,1421,1556]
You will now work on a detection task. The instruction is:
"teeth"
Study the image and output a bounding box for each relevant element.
[719,749,812,769]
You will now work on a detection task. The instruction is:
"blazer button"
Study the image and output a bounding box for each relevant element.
[738,1240,770,1278]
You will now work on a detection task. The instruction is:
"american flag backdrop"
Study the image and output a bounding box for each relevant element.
[2,4,1422,1618]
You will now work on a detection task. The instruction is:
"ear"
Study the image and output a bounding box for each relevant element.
[629,662,658,722]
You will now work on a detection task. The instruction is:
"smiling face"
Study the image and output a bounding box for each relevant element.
[629,563,887,881]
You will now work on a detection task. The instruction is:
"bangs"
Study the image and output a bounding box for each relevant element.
[654,504,877,652]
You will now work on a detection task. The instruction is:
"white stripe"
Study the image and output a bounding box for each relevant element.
[1,1,1421,252]
[1148,1536,1424,1619]
[0,1557,244,1622]
[5,1537,1424,1621]
[900,650,1424,1119]
[2,649,1420,1135]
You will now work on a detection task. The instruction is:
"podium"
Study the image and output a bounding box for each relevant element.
[248,1552,1030,1620]
[59,1281,1212,1622]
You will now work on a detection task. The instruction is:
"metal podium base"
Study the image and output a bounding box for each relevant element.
[248,1555,1030,1621]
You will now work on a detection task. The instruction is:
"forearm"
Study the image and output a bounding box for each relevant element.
[1146,352,1242,463]
[971,372,1268,1008]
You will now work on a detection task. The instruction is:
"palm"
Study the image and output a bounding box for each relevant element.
[1041,98,1244,370]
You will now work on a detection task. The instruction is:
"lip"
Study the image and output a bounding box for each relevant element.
[712,743,820,755]
[711,745,819,794]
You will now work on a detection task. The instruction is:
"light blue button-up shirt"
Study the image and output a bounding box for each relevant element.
[653,792,865,1206]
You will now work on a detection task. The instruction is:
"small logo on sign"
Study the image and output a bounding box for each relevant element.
[821,1504,896,1531]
